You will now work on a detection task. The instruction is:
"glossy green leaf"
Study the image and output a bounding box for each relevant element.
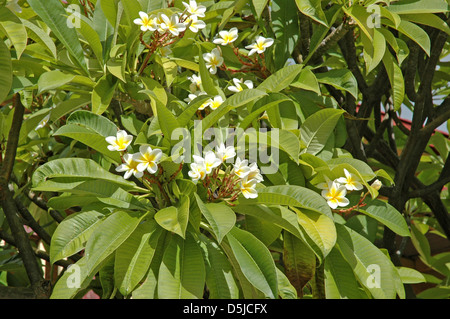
[295,0,328,26]
[28,0,88,74]
[382,50,405,111]
[335,224,403,299]
[300,108,345,155]
[316,69,358,99]
[324,247,368,299]
[252,0,269,18]
[226,227,278,299]
[92,74,118,114]
[32,158,136,190]
[115,220,162,296]
[50,210,105,264]
[0,7,27,58]
[194,194,235,244]
[158,233,206,299]
[283,231,316,296]
[357,199,410,237]
[387,0,449,14]
[0,39,12,104]
[84,210,148,277]
[258,64,303,93]
[199,234,240,299]
[155,195,189,239]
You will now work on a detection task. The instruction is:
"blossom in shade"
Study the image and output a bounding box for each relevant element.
[247,162,264,183]
[321,181,350,209]
[116,154,144,180]
[106,130,133,152]
[35,113,51,130]
[213,27,239,46]
[133,145,163,174]
[227,78,253,93]
[336,169,364,191]
[188,74,202,92]
[203,151,221,174]
[203,48,224,74]
[371,179,382,190]
[245,36,274,56]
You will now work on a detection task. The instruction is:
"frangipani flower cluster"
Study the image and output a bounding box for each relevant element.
[188,143,263,201]
[105,130,163,180]
[133,1,206,35]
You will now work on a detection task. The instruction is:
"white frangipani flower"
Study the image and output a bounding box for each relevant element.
[321,181,350,209]
[188,162,207,183]
[160,13,186,36]
[208,95,224,110]
[213,27,239,46]
[227,78,253,93]
[203,48,224,74]
[186,16,206,33]
[184,91,207,104]
[336,168,364,191]
[106,130,133,152]
[246,36,274,56]
[188,74,202,92]
[35,113,51,130]
[203,151,221,174]
[133,11,157,32]
[215,143,236,163]
[116,154,144,180]
[182,0,206,18]
[247,162,264,183]
[232,157,251,179]
[133,145,163,174]
[240,177,258,199]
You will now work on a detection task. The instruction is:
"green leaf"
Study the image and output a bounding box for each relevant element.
[0,39,12,104]
[300,108,345,155]
[115,219,162,296]
[53,110,121,163]
[28,0,88,74]
[194,194,235,244]
[295,0,328,26]
[37,70,75,94]
[400,13,450,36]
[239,185,332,219]
[226,227,278,299]
[0,7,27,59]
[201,89,267,134]
[283,231,316,296]
[362,28,386,74]
[396,20,431,56]
[357,199,410,237]
[315,69,358,99]
[324,247,368,299]
[50,210,104,264]
[252,0,269,18]
[237,97,290,130]
[154,195,189,239]
[84,210,149,277]
[199,234,240,299]
[92,74,118,114]
[21,19,57,59]
[32,158,136,190]
[382,50,405,111]
[290,67,320,94]
[397,267,426,284]
[335,224,403,299]
[77,14,104,66]
[157,233,206,299]
[257,64,304,93]
[387,0,449,14]
[292,207,337,261]
[271,0,300,69]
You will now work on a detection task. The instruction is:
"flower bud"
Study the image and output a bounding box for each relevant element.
[371,179,382,190]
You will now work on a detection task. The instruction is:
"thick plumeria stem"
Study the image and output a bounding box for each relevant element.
[333,191,370,215]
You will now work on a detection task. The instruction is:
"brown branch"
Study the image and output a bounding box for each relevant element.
[308,22,351,65]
